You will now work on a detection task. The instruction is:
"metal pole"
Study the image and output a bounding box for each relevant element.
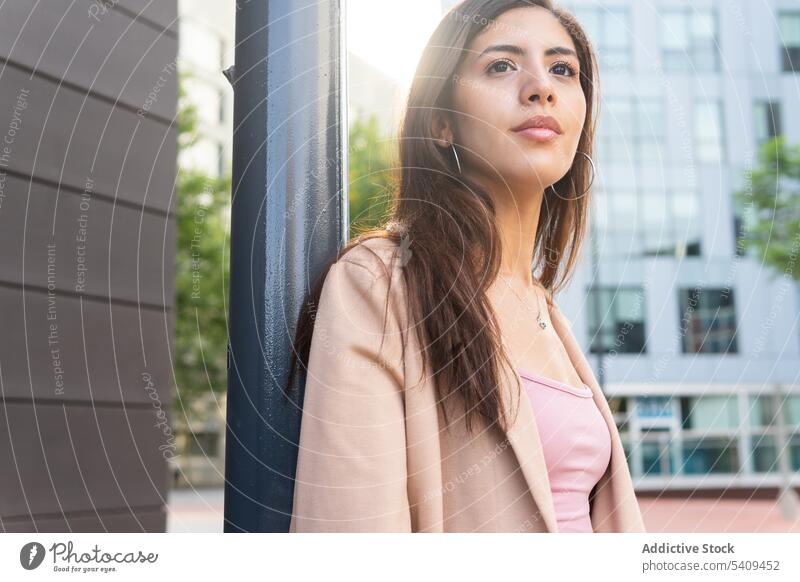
[588,206,605,391]
[772,382,799,521]
[224,0,348,532]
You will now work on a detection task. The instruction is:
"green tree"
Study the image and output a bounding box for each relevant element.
[174,76,231,407]
[734,136,800,281]
[347,114,397,235]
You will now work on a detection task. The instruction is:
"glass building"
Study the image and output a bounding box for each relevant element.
[553,0,800,493]
[178,0,234,178]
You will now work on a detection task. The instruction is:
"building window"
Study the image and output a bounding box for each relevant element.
[792,434,800,471]
[751,433,780,473]
[753,100,782,147]
[779,12,800,72]
[681,395,739,430]
[634,99,665,162]
[593,189,636,256]
[694,99,726,162]
[671,190,702,256]
[569,6,632,71]
[750,393,800,427]
[661,8,719,71]
[786,395,800,427]
[637,396,673,420]
[598,98,664,164]
[642,189,702,257]
[681,437,739,474]
[748,392,800,472]
[587,287,646,354]
[596,188,701,258]
[748,394,779,428]
[640,427,675,476]
[598,98,632,163]
[679,287,738,354]
[675,395,741,475]
[746,393,800,473]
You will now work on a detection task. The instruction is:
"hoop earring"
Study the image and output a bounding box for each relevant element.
[547,151,595,201]
[450,142,462,175]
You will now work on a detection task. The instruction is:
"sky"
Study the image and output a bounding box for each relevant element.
[347,0,445,89]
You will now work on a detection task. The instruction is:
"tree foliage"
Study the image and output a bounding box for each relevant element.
[347,114,397,235]
[734,136,800,282]
[174,77,231,408]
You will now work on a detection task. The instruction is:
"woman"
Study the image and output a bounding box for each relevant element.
[286,0,646,533]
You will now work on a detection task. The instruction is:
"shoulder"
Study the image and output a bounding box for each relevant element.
[323,236,410,325]
[336,236,408,282]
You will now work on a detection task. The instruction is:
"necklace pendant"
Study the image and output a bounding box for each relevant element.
[538,318,547,330]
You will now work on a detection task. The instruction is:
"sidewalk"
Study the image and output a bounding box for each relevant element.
[639,496,800,533]
[165,487,800,532]
[166,487,224,533]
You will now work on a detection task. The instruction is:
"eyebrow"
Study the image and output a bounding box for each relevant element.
[475,44,578,61]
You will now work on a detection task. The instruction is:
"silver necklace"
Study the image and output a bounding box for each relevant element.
[497,274,549,330]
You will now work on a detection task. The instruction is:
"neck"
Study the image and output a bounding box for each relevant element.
[466,170,544,288]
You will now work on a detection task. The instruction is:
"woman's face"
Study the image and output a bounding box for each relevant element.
[446,6,587,195]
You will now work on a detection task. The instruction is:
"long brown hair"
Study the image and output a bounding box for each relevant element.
[286,0,598,436]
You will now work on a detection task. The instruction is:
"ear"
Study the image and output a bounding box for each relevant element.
[430,110,454,148]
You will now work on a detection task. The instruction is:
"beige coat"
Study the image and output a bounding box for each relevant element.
[289,237,646,533]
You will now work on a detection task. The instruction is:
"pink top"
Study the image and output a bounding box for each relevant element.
[518,367,612,533]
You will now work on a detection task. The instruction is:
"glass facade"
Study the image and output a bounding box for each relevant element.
[661,8,719,71]
[587,287,646,354]
[681,436,739,475]
[598,98,664,164]
[641,428,675,476]
[694,99,726,162]
[569,5,632,71]
[595,187,701,257]
[554,1,800,494]
[779,11,800,72]
[681,395,739,430]
[753,100,783,146]
[614,391,800,480]
[679,287,738,354]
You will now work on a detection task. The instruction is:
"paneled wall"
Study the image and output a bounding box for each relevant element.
[0,0,178,532]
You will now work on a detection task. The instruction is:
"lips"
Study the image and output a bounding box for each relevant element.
[512,114,563,134]
[515,127,560,141]
[512,115,563,142]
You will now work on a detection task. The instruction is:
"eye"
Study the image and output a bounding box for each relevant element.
[551,60,578,77]
[486,58,516,75]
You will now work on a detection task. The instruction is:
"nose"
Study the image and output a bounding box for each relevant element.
[520,66,556,105]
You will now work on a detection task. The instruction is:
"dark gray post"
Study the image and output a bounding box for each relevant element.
[224,0,348,532]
